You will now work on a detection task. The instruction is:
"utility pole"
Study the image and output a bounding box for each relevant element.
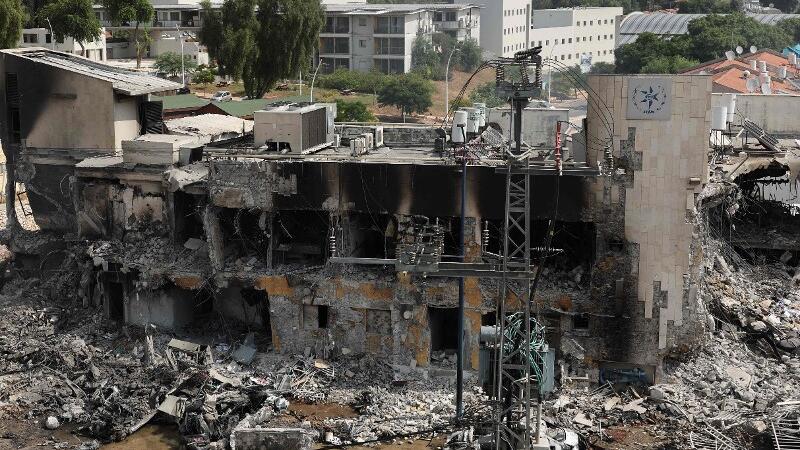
[176,25,185,86]
[310,62,326,103]
[445,46,458,120]
[46,18,55,51]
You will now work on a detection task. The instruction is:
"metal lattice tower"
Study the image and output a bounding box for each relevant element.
[495,158,536,449]
[493,48,546,450]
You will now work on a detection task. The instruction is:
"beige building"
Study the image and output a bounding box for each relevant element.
[18,28,107,61]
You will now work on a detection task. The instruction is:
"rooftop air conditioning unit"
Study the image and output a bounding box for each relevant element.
[373,126,384,148]
[253,104,330,154]
[351,136,368,157]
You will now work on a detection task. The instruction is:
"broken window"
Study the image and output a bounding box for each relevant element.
[429,307,459,352]
[338,213,397,259]
[241,288,270,333]
[303,305,329,330]
[572,313,589,330]
[274,210,329,265]
[174,192,205,243]
[107,282,124,322]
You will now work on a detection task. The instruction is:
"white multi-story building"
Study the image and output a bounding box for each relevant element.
[18,28,107,61]
[530,7,623,66]
[455,0,529,58]
[95,0,214,61]
[318,3,480,74]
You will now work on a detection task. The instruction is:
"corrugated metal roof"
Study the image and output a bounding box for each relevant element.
[1,48,181,96]
[153,93,210,110]
[617,12,800,46]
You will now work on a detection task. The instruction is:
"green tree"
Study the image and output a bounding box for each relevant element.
[154,52,198,78]
[678,0,737,13]
[335,99,375,122]
[641,55,699,73]
[101,0,154,68]
[457,38,483,71]
[244,0,324,98]
[198,0,224,67]
[411,35,443,79]
[766,0,798,13]
[377,73,433,120]
[0,0,26,49]
[192,67,216,84]
[197,0,256,81]
[614,32,691,73]
[777,17,800,43]
[686,13,791,61]
[38,0,101,56]
[589,61,616,73]
[469,81,506,108]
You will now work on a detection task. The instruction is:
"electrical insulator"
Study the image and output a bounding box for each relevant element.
[328,227,337,256]
[496,66,505,84]
[482,221,490,253]
[534,61,543,88]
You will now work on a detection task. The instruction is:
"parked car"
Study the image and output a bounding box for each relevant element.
[176,86,191,95]
[211,91,232,102]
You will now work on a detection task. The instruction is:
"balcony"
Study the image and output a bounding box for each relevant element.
[433,19,475,30]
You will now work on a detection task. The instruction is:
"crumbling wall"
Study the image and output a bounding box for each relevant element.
[208,160,297,209]
[125,286,197,329]
[583,74,710,373]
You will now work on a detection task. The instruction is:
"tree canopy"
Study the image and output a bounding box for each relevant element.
[615,14,793,73]
[101,0,154,68]
[0,0,26,49]
[377,73,433,119]
[199,0,324,99]
[411,36,443,79]
[38,0,101,54]
[777,17,800,43]
[335,99,375,122]
[678,0,737,13]
[154,52,198,78]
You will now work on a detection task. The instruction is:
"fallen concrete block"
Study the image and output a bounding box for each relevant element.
[232,427,317,450]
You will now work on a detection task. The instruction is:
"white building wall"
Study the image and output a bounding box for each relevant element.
[150,34,210,66]
[530,8,622,66]
[456,0,529,58]
[19,28,107,61]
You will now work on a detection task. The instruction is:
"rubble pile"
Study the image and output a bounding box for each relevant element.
[324,385,489,444]
[0,279,179,442]
[548,324,800,446]
[706,250,800,354]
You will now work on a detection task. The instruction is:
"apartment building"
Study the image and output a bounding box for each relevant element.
[95,0,213,61]
[318,3,480,74]
[530,7,623,67]
[18,28,107,61]
[454,0,529,58]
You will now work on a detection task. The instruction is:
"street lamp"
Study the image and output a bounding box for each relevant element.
[547,41,558,104]
[310,61,327,103]
[444,45,458,121]
[176,25,185,86]
[46,18,55,51]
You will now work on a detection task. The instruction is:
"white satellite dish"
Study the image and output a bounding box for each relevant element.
[725,50,736,61]
[736,46,744,54]
[746,78,759,93]
[761,82,772,94]
[750,45,758,54]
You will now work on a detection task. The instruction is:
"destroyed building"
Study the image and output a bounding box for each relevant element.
[0,47,719,387]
